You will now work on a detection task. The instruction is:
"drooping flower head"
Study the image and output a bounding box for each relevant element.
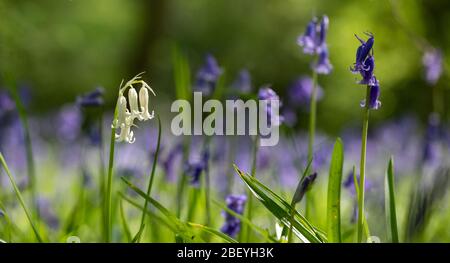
[194,54,223,96]
[314,46,333,74]
[231,69,252,94]
[351,33,381,110]
[422,48,443,85]
[258,85,283,126]
[297,15,329,55]
[112,73,156,143]
[351,33,374,74]
[76,87,105,108]
[220,194,247,238]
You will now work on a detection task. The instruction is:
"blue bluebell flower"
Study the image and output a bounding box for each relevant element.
[360,78,381,110]
[56,104,82,142]
[423,48,443,85]
[76,87,104,107]
[258,86,283,126]
[351,33,374,74]
[220,194,247,238]
[313,46,333,74]
[351,34,381,110]
[185,148,209,187]
[297,16,329,55]
[231,69,252,94]
[288,76,323,107]
[194,54,222,96]
[161,143,183,182]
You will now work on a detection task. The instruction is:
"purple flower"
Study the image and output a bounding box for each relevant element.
[220,194,247,238]
[76,87,104,107]
[351,34,381,110]
[56,104,82,142]
[0,90,16,128]
[231,69,252,94]
[185,149,209,187]
[351,33,374,74]
[297,15,329,55]
[422,113,443,164]
[360,78,381,110]
[358,56,376,85]
[313,47,333,74]
[194,54,222,96]
[258,86,283,126]
[161,143,183,182]
[288,76,323,106]
[422,48,443,85]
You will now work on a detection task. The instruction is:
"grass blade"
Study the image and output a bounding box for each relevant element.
[123,178,236,243]
[172,44,191,101]
[134,115,162,242]
[0,153,43,242]
[385,157,399,243]
[119,198,132,242]
[326,138,344,243]
[234,165,326,243]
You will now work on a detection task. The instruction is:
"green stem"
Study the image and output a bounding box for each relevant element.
[357,86,371,243]
[203,136,212,227]
[0,153,43,242]
[105,109,118,243]
[135,115,162,242]
[244,135,259,242]
[306,68,318,219]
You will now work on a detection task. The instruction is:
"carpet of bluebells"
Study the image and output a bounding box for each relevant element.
[0,14,449,243]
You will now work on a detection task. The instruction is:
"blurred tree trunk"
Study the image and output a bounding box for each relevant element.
[128,0,167,76]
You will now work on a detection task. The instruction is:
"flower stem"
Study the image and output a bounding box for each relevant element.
[357,86,371,243]
[134,115,162,242]
[306,68,318,219]
[244,135,259,242]
[105,106,119,243]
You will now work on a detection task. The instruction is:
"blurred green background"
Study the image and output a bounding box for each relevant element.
[1,0,449,133]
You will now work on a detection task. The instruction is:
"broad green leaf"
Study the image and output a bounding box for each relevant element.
[327,138,344,243]
[234,165,326,243]
[385,157,399,243]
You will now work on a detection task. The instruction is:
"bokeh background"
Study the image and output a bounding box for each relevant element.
[1,0,449,134]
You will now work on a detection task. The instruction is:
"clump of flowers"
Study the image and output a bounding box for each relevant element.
[112,73,156,143]
[76,87,105,108]
[221,194,247,238]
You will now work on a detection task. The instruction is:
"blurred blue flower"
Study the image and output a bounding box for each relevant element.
[161,143,183,182]
[297,15,329,55]
[37,197,59,230]
[76,87,104,107]
[185,148,209,187]
[56,104,82,142]
[258,86,283,126]
[313,46,333,74]
[231,69,252,94]
[220,194,247,238]
[194,54,222,96]
[288,76,323,106]
[423,48,443,85]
